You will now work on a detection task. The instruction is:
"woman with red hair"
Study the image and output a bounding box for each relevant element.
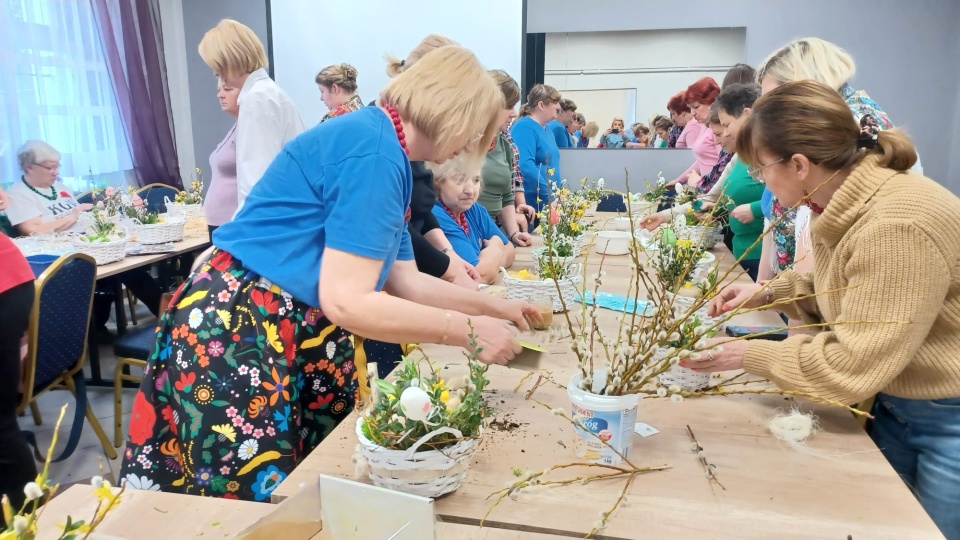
[666,92,698,149]
[668,77,721,187]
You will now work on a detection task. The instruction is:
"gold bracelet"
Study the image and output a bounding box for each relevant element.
[440,311,452,344]
[764,286,774,305]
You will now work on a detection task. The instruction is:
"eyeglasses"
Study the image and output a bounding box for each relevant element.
[747,158,784,182]
[33,163,60,172]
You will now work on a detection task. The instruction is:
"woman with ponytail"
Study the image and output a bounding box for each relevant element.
[693,80,960,539]
[510,84,562,216]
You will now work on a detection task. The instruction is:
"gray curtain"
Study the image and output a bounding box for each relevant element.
[92,0,182,188]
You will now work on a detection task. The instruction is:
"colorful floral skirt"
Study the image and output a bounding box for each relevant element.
[119,250,357,501]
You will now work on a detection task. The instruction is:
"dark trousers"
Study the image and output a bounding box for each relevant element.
[0,281,39,524]
[93,268,163,328]
[739,258,760,282]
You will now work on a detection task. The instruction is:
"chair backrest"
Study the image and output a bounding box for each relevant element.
[21,253,97,400]
[137,183,181,213]
[74,190,95,205]
[596,192,627,213]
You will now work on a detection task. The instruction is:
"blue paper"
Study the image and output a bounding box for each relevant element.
[578,291,652,315]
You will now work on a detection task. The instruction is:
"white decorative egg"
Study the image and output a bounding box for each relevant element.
[399,386,432,422]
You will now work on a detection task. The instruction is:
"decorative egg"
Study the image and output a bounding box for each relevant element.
[399,386,433,422]
[660,228,677,246]
[549,209,561,225]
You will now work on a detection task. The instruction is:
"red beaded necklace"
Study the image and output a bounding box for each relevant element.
[442,202,469,236]
[384,104,408,155]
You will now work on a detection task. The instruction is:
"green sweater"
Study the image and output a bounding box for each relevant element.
[721,160,765,260]
[478,134,516,218]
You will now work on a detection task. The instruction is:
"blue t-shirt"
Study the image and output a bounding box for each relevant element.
[548,120,571,149]
[431,202,509,267]
[600,132,628,148]
[572,130,583,148]
[213,106,413,308]
[761,187,775,221]
[510,116,560,213]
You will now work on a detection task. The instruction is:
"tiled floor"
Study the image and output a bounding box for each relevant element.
[17,303,154,489]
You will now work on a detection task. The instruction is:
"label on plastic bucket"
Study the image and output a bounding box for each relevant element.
[570,401,638,465]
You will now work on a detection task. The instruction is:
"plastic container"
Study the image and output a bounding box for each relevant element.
[594,231,632,256]
[528,295,554,330]
[567,370,641,465]
[26,254,59,277]
[609,216,633,231]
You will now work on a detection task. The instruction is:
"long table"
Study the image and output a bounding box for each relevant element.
[272,214,944,539]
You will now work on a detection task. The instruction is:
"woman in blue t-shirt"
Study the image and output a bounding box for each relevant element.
[432,163,516,284]
[510,84,561,215]
[119,46,541,501]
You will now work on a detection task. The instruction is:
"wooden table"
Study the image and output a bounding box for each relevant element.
[36,484,274,540]
[273,214,944,539]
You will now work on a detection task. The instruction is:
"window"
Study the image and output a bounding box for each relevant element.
[0,0,132,193]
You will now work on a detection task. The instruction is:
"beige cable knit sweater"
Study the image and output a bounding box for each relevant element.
[743,156,960,404]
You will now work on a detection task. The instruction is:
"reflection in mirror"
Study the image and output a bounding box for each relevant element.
[544,28,747,148]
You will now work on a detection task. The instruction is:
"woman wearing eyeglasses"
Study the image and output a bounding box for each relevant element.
[3,140,91,235]
[694,81,960,538]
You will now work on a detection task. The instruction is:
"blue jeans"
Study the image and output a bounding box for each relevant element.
[870,393,960,539]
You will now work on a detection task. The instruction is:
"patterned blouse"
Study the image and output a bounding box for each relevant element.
[502,129,524,193]
[667,125,682,148]
[697,150,733,194]
[320,94,365,123]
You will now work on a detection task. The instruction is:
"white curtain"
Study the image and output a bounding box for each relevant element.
[0,0,132,193]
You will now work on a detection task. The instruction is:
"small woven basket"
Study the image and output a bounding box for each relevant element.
[164,196,204,219]
[131,215,185,245]
[71,236,127,265]
[355,418,480,498]
[656,349,711,391]
[502,265,581,313]
[678,225,724,249]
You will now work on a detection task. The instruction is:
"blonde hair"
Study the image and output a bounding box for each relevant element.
[610,117,624,128]
[380,46,501,174]
[738,80,916,173]
[198,19,267,77]
[17,140,61,171]
[488,69,521,109]
[522,84,561,115]
[756,37,856,91]
[430,157,483,192]
[631,122,650,137]
[385,34,458,78]
[315,63,358,93]
[582,121,599,139]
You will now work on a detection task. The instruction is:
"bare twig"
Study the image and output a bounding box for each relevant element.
[687,424,725,491]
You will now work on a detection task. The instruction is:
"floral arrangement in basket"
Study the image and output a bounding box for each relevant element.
[481,174,882,537]
[174,169,204,205]
[1,405,124,540]
[356,327,491,497]
[91,185,126,219]
[123,189,160,225]
[72,209,127,265]
[622,171,667,213]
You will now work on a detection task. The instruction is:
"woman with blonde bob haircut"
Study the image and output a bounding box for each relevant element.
[691,80,960,538]
[198,19,304,212]
[119,45,540,500]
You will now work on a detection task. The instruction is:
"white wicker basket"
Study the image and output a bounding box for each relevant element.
[656,349,711,391]
[502,265,581,313]
[677,224,724,249]
[660,291,721,326]
[78,212,124,229]
[623,198,658,216]
[164,196,204,219]
[531,246,577,269]
[355,418,480,498]
[71,236,128,265]
[131,215,185,245]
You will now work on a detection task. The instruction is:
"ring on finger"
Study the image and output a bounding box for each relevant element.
[707,350,714,361]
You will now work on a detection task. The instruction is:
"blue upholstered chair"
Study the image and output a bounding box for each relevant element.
[136,183,181,214]
[18,253,117,461]
[112,326,156,447]
[596,192,627,213]
[74,190,95,206]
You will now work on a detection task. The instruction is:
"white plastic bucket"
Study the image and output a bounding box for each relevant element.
[567,371,640,465]
[594,231,632,256]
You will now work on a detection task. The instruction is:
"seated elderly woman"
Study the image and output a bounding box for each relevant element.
[432,161,515,284]
[6,140,162,339]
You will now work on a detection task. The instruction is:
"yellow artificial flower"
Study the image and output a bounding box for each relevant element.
[570,222,580,232]
[683,282,693,289]
[439,390,450,403]
[676,239,694,249]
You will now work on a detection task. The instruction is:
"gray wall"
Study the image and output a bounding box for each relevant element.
[528,0,960,192]
[180,0,268,185]
[560,148,693,194]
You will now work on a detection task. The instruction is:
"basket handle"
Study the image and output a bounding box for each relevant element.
[404,426,464,458]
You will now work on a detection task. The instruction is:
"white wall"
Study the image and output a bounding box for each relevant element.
[544,29,745,129]
[527,0,960,191]
[270,0,524,126]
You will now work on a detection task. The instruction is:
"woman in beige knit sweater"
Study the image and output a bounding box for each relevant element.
[687,80,960,539]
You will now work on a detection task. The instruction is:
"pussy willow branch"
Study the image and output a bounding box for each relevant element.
[687,424,725,491]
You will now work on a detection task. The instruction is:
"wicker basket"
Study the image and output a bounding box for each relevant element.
[183,215,208,239]
[657,349,711,391]
[502,265,581,313]
[131,215,185,245]
[71,236,128,265]
[660,291,722,326]
[623,198,658,216]
[164,196,204,219]
[355,418,480,498]
[677,225,724,249]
